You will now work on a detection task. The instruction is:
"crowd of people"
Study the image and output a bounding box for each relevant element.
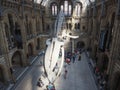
[37,49,83,90]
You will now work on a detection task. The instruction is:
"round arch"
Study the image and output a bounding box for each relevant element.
[2,9,23,50]
[11,51,23,66]
[2,8,22,25]
[76,41,85,49]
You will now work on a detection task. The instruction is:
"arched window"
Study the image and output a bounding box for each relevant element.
[51,3,58,16]
[75,3,81,17]
[60,0,72,16]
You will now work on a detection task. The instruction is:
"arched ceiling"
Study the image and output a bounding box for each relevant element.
[34,0,95,7]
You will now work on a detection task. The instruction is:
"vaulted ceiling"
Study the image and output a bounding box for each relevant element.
[34,0,95,7]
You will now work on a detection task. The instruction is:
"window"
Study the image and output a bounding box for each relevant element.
[64,1,68,15]
[68,5,72,16]
[60,0,72,16]
[34,0,42,4]
[75,3,81,17]
[51,3,58,16]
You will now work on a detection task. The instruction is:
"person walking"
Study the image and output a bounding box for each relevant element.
[64,69,68,79]
[72,53,76,63]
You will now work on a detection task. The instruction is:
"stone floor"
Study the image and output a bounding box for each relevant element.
[11,52,98,90]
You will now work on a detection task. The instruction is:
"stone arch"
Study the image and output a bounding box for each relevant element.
[11,51,24,80]
[11,51,23,67]
[110,72,120,90]
[47,0,58,8]
[2,9,23,50]
[76,41,85,49]
[50,2,58,15]
[2,8,22,25]
[28,43,33,57]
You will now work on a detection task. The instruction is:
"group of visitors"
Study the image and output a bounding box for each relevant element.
[94,67,108,90]
[37,49,82,90]
[37,78,44,87]
[63,49,82,80]
[37,78,56,90]
[65,50,81,65]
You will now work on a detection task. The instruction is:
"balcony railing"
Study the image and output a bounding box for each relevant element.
[27,34,35,40]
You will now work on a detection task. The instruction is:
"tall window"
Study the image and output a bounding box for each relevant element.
[60,0,72,16]
[34,0,42,4]
[64,1,68,15]
[75,3,81,17]
[69,5,72,16]
[51,3,58,16]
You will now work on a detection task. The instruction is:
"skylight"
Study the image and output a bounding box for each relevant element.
[41,0,48,6]
[34,0,42,4]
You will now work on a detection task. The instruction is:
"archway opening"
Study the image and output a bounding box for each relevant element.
[77,41,85,48]
[12,51,22,67]
[76,41,85,52]
[11,51,23,79]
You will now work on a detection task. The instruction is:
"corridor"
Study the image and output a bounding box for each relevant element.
[13,52,98,90]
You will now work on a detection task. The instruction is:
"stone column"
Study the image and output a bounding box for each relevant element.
[19,18,28,66]
[0,17,14,83]
[0,18,10,67]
